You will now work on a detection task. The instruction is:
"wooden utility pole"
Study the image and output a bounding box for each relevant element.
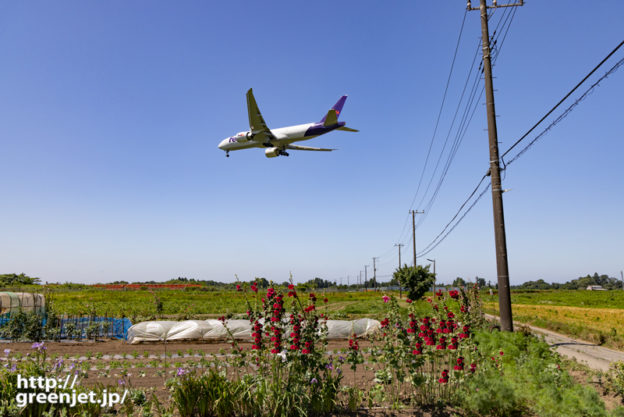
[395,243,404,298]
[394,243,404,268]
[372,257,378,291]
[468,0,523,332]
[409,210,424,267]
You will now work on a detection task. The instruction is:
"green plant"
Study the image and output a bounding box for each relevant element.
[392,264,435,301]
[606,361,624,402]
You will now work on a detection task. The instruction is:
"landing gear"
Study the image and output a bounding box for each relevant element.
[278,150,289,157]
[226,151,230,158]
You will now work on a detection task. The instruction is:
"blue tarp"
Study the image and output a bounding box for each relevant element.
[0,316,132,340]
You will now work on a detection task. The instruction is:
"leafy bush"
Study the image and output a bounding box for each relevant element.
[461,330,609,417]
[606,361,624,402]
[392,264,435,301]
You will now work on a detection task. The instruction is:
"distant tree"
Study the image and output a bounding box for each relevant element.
[0,273,41,286]
[304,277,335,289]
[393,265,435,301]
[475,277,486,288]
[452,277,466,287]
[519,279,552,290]
[254,278,270,288]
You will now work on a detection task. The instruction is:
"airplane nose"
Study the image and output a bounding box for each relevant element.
[218,139,227,149]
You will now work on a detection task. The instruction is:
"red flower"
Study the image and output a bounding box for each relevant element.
[236,284,241,291]
[323,298,328,303]
[500,351,504,356]
[449,290,459,299]
[288,284,295,290]
[301,348,310,354]
[406,298,413,303]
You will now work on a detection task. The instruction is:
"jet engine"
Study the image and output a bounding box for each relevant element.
[265,147,280,158]
[234,131,251,142]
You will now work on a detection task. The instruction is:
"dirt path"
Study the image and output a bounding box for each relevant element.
[485,314,624,371]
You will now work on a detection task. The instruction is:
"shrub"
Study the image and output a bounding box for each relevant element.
[392,264,435,301]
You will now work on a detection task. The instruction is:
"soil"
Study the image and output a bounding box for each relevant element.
[0,339,465,416]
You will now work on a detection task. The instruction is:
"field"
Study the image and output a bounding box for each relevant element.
[36,286,425,321]
[2,286,621,417]
[483,290,624,349]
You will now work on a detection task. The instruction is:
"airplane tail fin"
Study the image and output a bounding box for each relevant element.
[320,95,347,124]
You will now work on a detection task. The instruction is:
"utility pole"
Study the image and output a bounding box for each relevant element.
[372,257,378,291]
[359,271,362,288]
[621,270,623,290]
[409,210,424,266]
[364,265,369,291]
[394,243,404,268]
[468,0,523,332]
[427,258,436,294]
[395,243,404,298]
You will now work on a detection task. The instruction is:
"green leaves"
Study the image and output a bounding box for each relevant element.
[392,265,435,301]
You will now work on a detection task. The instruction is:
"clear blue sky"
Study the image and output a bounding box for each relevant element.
[1,1,623,285]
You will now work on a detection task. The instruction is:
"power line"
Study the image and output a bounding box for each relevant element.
[501,39,624,160]
[416,39,624,258]
[504,55,624,167]
[418,173,489,255]
[418,182,490,258]
[408,10,468,211]
[414,8,517,228]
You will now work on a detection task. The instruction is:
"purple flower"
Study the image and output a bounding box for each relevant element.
[338,356,345,363]
[337,368,342,375]
[176,368,189,377]
[31,342,46,351]
[3,349,10,356]
[10,364,17,372]
[310,378,318,384]
[325,363,333,370]
[118,379,126,386]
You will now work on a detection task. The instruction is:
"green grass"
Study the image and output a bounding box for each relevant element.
[36,287,426,321]
[482,289,624,309]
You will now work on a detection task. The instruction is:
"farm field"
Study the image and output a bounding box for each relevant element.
[483,290,624,349]
[31,286,426,321]
[2,287,622,416]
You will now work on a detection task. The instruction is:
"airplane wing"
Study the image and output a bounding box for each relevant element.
[246,88,276,143]
[286,144,336,152]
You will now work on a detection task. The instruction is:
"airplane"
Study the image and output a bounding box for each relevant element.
[218,89,358,158]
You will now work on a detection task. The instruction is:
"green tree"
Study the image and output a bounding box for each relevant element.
[453,277,466,287]
[392,265,435,301]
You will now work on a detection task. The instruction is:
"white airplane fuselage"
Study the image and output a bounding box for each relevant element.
[218,123,336,152]
[218,89,357,158]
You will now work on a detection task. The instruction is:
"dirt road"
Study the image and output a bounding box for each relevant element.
[485,314,624,371]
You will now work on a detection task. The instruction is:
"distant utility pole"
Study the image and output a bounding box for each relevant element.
[359,271,362,287]
[394,243,404,268]
[621,270,623,290]
[372,257,378,291]
[364,265,369,290]
[427,258,436,294]
[395,243,404,298]
[409,210,424,266]
[468,0,523,332]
